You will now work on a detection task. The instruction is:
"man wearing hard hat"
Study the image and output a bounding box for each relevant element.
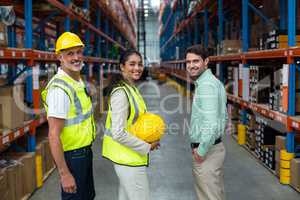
[42,32,96,200]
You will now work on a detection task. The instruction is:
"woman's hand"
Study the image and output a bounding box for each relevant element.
[150,141,160,151]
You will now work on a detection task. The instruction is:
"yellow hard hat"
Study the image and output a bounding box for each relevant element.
[55,32,84,53]
[129,113,166,143]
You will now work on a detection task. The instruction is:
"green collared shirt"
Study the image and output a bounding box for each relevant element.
[189,69,228,156]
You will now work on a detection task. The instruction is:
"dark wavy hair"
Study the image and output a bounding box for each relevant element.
[185,45,210,60]
[105,49,142,96]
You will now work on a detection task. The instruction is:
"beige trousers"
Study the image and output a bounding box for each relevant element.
[114,164,150,200]
[192,142,226,200]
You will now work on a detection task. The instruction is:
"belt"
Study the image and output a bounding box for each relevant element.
[191,137,222,149]
[64,145,92,155]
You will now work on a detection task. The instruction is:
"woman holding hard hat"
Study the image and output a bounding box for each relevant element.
[102,49,162,200]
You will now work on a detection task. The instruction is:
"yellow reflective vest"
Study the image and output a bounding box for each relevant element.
[41,73,95,152]
[102,82,148,166]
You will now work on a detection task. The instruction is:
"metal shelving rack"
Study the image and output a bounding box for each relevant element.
[0,0,136,152]
[159,0,300,173]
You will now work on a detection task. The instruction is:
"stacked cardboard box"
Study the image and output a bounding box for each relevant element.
[259,30,300,50]
[16,29,24,48]
[0,23,7,47]
[269,68,282,111]
[0,168,9,200]
[220,40,242,55]
[269,66,300,114]
[0,85,25,130]
[291,158,300,191]
[254,117,283,171]
[266,31,300,49]
[230,106,239,136]
[249,65,273,104]
[2,153,36,197]
[264,146,276,170]
[36,125,55,177]
[245,113,256,150]
[275,136,286,177]
[69,2,90,21]
[0,160,22,200]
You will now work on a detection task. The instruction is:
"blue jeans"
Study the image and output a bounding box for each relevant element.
[62,146,95,200]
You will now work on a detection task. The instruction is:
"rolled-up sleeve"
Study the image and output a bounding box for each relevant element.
[110,89,151,155]
[190,82,219,157]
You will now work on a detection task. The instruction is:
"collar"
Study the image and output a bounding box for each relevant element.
[58,68,83,85]
[195,68,212,85]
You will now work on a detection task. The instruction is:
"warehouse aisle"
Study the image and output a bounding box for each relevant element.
[30,80,299,200]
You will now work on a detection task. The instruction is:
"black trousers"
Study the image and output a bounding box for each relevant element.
[62,146,95,200]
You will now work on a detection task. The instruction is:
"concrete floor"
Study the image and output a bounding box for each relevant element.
[30,80,300,200]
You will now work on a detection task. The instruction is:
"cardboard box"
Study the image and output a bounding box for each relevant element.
[16,30,24,48]
[291,158,300,190]
[278,35,300,42]
[0,23,7,47]
[35,125,56,176]
[275,150,280,162]
[275,136,286,151]
[0,85,25,130]
[278,42,300,49]
[0,160,22,200]
[275,161,280,177]
[0,76,7,86]
[3,153,36,196]
[221,40,242,54]
[0,168,9,200]
[43,139,55,173]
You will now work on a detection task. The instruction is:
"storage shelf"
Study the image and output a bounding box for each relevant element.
[0,48,118,65]
[96,0,136,48]
[159,2,176,38]
[163,47,300,64]
[237,135,277,176]
[226,94,293,128]
[210,47,300,63]
[45,0,128,50]
[165,69,193,84]
[162,68,300,132]
[119,0,136,37]
[0,115,47,152]
[210,54,242,62]
[161,0,210,49]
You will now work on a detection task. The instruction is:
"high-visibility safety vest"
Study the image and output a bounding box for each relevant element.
[41,73,95,152]
[102,82,148,166]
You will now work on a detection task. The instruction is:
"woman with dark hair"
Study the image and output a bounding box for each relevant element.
[102,49,160,200]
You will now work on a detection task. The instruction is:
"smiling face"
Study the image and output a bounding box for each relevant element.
[58,46,84,72]
[120,53,144,83]
[186,53,209,79]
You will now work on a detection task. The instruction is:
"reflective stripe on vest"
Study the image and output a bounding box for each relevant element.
[42,74,95,152]
[102,83,148,166]
[50,78,93,126]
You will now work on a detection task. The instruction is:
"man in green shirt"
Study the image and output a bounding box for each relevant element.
[185,45,227,200]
